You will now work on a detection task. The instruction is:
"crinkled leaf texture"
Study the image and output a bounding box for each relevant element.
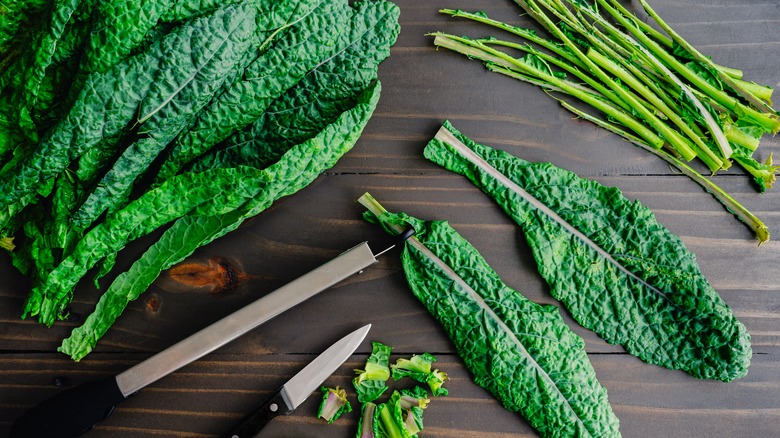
[69,2,258,234]
[424,121,751,382]
[58,81,382,360]
[362,198,620,437]
[155,0,346,181]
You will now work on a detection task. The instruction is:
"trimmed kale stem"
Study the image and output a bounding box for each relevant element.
[480,38,632,112]
[538,0,734,163]
[517,0,700,160]
[439,8,585,69]
[603,0,744,80]
[441,2,733,167]
[594,0,780,134]
[586,48,723,171]
[432,33,665,148]
[556,99,769,244]
[633,0,775,113]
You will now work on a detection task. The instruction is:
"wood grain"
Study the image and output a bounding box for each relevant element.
[2,0,780,437]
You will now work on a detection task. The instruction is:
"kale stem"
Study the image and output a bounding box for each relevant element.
[378,404,404,438]
[596,0,780,134]
[587,48,724,172]
[724,123,760,152]
[557,100,769,244]
[432,33,665,148]
[480,38,631,112]
[602,0,743,81]
[635,0,776,114]
[513,0,699,160]
[439,8,585,69]
[569,1,734,160]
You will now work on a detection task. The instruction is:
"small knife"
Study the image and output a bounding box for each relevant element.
[11,232,411,438]
[223,324,370,438]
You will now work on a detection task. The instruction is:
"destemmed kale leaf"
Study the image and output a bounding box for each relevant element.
[360,192,621,438]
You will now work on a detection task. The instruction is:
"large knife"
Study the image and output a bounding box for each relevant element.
[223,324,370,438]
[11,233,411,438]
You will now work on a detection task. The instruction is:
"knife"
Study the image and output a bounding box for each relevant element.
[223,324,370,438]
[11,232,412,438]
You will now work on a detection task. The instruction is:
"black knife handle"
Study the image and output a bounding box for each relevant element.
[222,388,293,438]
[10,376,127,438]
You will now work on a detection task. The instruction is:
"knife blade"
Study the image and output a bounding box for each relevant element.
[10,236,410,438]
[223,324,371,438]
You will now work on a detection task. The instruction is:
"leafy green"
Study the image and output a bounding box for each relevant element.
[68,2,257,234]
[360,192,620,437]
[318,386,352,424]
[172,0,400,177]
[354,341,392,403]
[0,0,48,53]
[425,121,752,382]
[2,0,398,361]
[58,81,383,360]
[79,0,172,76]
[154,0,345,181]
[0,4,214,220]
[9,0,85,138]
[391,353,448,396]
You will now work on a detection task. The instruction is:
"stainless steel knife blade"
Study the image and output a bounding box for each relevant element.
[283,323,370,409]
[10,242,380,438]
[116,241,377,396]
[224,324,371,438]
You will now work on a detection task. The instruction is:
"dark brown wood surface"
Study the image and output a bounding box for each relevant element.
[2,1,779,436]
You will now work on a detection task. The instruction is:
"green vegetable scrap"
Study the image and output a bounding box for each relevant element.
[360,193,621,438]
[0,0,400,360]
[0,237,14,251]
[425,121,752,382]
[379,388,429,438]
[357,387,430,438]
[317,343,440,437]
[356,402,381,438]
[318,386,352,424]
[391,354,449,396]
[432,0,779,239]
[394,386,429,435]
[354,341,392,403]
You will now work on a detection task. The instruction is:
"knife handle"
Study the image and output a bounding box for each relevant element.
[10,376,128,438]
[223,388,293,438]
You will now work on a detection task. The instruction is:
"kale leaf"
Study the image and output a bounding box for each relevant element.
[360,193,621,438]
[424,121,752,382]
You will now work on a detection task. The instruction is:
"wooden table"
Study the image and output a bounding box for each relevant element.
[2,1,779,436]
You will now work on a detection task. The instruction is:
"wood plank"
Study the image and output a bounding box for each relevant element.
[1,352,777,437]
[1,0,779,436]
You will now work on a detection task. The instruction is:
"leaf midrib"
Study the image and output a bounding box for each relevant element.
[434,126,675,304]
[408,236,590,435]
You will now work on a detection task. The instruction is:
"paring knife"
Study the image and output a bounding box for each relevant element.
[223,324,370,438]
[11,232,412,438]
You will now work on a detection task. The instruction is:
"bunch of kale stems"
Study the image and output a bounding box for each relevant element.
[0,0,399,360]
[432,0,780,243]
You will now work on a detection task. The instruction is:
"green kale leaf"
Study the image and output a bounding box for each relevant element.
[362,191,620,437]
[424,120,752,382]
[58,81,382,360]
[353,341,392,403]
